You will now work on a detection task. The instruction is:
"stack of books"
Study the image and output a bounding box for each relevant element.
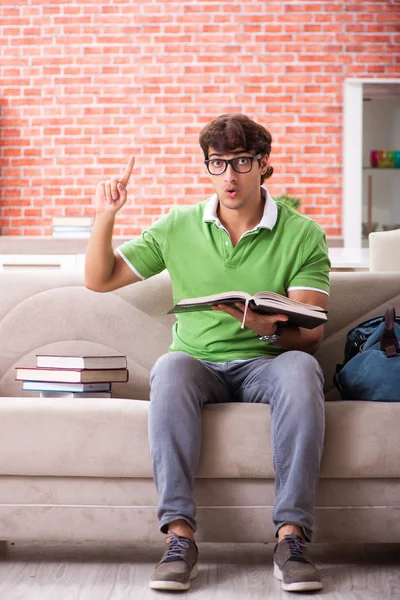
[15,355,129,398]
[52,216,94,239]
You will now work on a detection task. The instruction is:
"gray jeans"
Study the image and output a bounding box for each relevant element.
[148,350,325,542]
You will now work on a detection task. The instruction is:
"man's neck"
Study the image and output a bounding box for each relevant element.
[217,189,265,235]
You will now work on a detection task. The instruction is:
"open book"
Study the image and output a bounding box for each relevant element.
[168,290,327,330]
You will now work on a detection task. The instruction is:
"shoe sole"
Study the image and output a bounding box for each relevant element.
[273,564,323,592]
[149,563,199,591]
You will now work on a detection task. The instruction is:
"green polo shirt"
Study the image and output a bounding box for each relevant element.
[117,189,330,362]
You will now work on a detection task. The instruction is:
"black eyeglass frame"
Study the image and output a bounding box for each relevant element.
[204,153,263,175]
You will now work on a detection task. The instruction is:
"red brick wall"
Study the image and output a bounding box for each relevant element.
[1,0,399,238]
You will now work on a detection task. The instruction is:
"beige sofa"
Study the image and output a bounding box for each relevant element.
[1,269,400,545]
[369,229,400,272]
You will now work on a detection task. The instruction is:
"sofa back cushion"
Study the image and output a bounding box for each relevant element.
[1,270,399,398]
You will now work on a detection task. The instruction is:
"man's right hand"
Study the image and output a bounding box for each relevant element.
[95,156,135,216]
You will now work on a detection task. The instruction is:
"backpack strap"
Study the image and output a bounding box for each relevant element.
[380,306,400,358]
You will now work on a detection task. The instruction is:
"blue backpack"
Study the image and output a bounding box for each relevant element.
[334,307,400,401]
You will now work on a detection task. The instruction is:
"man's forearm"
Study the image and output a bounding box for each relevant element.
[274,324,323,355]
[84,213,116,290]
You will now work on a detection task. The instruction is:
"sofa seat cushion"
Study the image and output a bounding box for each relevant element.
[0,397,399,479]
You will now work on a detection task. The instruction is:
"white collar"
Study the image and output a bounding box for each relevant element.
[202,187,278,231]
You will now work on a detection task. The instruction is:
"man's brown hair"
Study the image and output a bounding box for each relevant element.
[199,113,273,183]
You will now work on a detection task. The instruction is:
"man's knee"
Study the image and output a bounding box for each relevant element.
[271,351,324,403]
[277,350,322,378]
[151,351,197,379]
[150,351,207,393]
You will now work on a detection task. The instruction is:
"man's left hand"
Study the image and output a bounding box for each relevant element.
[212,303,288,337]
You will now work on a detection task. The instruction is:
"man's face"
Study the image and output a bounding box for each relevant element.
[206,146,268,211]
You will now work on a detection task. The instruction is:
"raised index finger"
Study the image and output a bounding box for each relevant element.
[119,156,135,187]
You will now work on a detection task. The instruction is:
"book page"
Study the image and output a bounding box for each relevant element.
[177,290,252,306]
[253,291,325,312]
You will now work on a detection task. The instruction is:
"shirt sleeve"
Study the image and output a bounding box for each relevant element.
[116,213,170,280]
[287,221,331,295]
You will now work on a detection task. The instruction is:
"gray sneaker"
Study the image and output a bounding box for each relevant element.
[149,533,199,591]
[273,534,323,592]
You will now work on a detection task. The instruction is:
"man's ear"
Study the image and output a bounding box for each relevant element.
[260,154,269,176]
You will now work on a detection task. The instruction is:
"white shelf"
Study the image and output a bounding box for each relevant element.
[0,249,370,273]
[0,254,78,271]
[328,248,369,269]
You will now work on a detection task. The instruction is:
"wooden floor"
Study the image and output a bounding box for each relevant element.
[0,541,399,599]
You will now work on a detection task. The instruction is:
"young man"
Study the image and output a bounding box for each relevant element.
[85,114,330,593]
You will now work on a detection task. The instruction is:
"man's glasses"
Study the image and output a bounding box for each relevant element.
[204,153,262,176]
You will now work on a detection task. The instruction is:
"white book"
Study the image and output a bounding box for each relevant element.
[16,367,129,383]
[52,231,91,239]
[52,226,93,233]
[22,381,112,392]
[36,354,127,370]
[39,391,112,398]
[52,217,94,227]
